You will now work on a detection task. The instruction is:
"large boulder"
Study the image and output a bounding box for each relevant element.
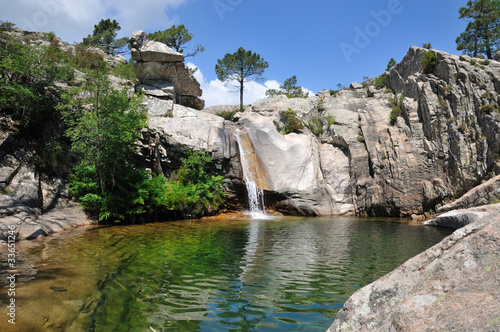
[423,204,497,229]
[130,30,204,110]
[328,204,500,331]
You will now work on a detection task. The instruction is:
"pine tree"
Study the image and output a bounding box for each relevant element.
[456,0,500,59]
[215,47,268,111]
[148,25,205,57]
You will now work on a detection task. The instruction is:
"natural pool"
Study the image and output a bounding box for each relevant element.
[0,215,453,331]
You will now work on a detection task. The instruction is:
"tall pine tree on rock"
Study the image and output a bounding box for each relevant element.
[215,47,268,111]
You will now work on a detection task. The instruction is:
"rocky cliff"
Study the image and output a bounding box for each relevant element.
[197,47,500,217]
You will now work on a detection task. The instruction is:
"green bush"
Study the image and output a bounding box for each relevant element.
[457,124,467,134]
[480,104,497,114]
[324,115,337,127]
[374,75,387,89]
[65,44,107,72]
[0,38,73,129]
[307,117,323,136]
[388,93,404,125]
[0,20,15,32]
[280,109,304,134]
[112,61,136,81]
[216,109,238,121]
[421,50,436,74]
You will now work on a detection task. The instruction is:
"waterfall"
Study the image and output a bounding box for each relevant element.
[234,129,269,219]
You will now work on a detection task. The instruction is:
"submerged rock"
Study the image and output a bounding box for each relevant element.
[328,204,500,331]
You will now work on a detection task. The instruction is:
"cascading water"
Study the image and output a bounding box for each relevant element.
[234,129,269,219]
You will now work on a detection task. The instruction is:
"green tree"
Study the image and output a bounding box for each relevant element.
[265,75,306,98]
[148,24,205,57]
[60,72,148,222]
[215,47,268,111]
[82,19,129,55]
[0,36,73,128]
[456,0,500,59]
[386,58,397,71]
[0,20,16,32]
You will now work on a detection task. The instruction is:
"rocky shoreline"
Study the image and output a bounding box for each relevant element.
[328,203,500,331]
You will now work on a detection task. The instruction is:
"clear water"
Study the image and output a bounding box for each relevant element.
[0,216,453,331]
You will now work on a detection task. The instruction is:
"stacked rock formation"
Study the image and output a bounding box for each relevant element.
[129,30,204,110]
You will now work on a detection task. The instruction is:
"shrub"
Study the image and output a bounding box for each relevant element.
[216,109,238,121]
[438,98,449,112]
[324,115,337,127]
[65,44,107,72]
[443,84,453,94]
[374,75,387,89]
[457,124,467,134]
[317,98,326,112]
[0,20,15,32]
[112,61,136,81]
[280,109,304,134]
[356,129,365,143]
[481,91,494,102]
[47,31,57,42]
[307,117,323,136]
[388,93,404,125]
[421,50,436,74]
[480,104,497,114]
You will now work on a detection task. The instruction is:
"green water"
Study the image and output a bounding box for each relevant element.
[0,216,453,331]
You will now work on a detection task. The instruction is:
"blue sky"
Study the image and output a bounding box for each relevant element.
[2,0,468,106]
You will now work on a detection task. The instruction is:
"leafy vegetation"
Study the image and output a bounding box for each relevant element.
[480,104,498,114]
[374,75,387,89]
[60,72,225,222]
[215,47,268,111]
[265,75,307,99]
[148,25,205,58]
[65,44,107,73]
[388,93,404,125]
[421,50,437,74]
[456,0,500,59]
[216,109,239,121]
[0,20,15,32]
[386,58,397,71]
[82,19,129,55]
[0,35,73,129]
[280,109,304,134]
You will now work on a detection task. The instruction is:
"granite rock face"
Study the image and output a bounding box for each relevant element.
[438,174,500,213]
[328,204,500,331]
[130,30,204,110]
[192,47,500,216]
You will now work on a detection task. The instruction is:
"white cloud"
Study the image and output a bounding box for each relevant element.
[188,63,313,107]
[0,0,185,44]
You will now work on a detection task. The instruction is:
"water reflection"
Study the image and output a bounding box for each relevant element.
[0,216,453,331]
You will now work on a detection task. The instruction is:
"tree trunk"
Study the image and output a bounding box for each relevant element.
[474,22,479,57]
[239,79,244,112]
